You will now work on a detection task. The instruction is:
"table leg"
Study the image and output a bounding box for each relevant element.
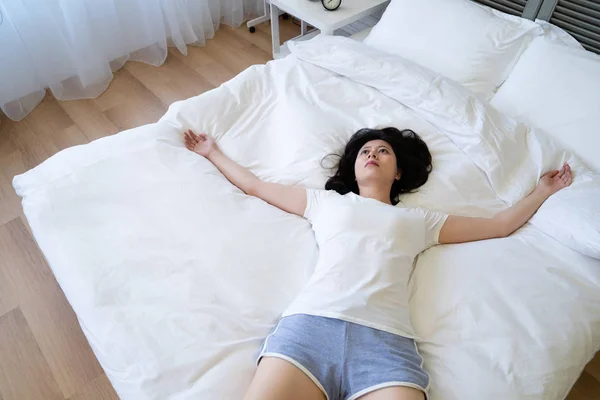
[301,20,307,35]
[270,3,281,58]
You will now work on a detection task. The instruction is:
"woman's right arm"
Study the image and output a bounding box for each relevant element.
[184,130,306,216]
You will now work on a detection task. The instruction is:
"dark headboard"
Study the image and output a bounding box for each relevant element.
[471,0,545,19]
[538,0,600,53]
[471,0,600,54]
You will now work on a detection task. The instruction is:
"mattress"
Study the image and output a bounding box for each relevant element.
[13,35,600,399]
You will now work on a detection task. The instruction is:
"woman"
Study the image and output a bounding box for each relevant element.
[184,127,572,400]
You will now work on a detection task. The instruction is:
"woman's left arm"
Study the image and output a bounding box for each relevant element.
[439,163,572,245]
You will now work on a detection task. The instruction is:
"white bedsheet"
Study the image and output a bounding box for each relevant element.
[13,36,600,400]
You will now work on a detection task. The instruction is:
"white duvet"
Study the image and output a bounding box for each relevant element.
[13,36,600,400]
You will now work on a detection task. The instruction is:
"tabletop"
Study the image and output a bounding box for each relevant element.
[270,0,389,32]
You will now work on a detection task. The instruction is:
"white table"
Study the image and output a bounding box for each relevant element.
[270,0,389,58]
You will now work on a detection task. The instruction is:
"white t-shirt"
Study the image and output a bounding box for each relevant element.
[282,189,448,338]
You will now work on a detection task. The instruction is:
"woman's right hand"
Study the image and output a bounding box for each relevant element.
[184,129,218,159]
[183,128,307,216]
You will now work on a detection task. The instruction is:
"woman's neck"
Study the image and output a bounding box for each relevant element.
[358,185,393,205]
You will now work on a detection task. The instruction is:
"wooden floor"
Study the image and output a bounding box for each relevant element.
[0,18,598,400]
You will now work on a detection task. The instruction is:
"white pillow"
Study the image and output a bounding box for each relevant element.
[364,0,542,99]
[491,38,600,174]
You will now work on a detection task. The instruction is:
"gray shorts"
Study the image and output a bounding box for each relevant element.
[256,314,429,400]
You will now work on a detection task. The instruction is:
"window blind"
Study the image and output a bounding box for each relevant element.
[547,0,600,53]
[473,0,528,16]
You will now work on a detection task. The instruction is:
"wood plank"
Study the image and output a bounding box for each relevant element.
[103,102,165,132]
[6,116,51,172]
[96,69,166,131]
[21,96,76,159]
[0,118,18,158]
[0,185,20,227]
[0,218,104,398]
[168,47,238,89]
[569,370,600,400]
[125,52,214,107]
[21,287,105,399]
[567,388,588,400]
[216,26,273,65]
[0,267,18,317]
[93,68,147,112]
[58,99,120,142]
[172,19,299,88]
[0,147,27,182]
[0,307,63,400]
[48,124,89,153]
[22,95,74,138]
[68,374,119,400]
[198,28,270,75]
[232,21,274,54]
[0,218,58,295]
[0,148,27,229]
[585,353,600,382]
[0,151,24,227]
[256,17,302,43]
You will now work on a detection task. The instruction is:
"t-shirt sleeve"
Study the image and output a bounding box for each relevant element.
[416,207,449,249]
[304,189,335,222]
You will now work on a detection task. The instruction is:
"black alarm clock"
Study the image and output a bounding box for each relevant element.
[322,0,342,11]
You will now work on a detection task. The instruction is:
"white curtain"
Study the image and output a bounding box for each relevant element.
[0,0,262,121]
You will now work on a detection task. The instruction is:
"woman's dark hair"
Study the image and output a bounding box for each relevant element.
[324,127,432,205]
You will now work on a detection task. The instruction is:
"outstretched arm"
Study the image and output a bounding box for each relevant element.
[184,130,306,216]
[439,163,572,244]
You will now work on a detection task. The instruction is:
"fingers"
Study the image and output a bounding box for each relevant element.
[564,173,572,187]
[557,163,567,179]
[183,132,193,146]
[562,162,572,187]
[184,131,198,151]
[543,170,559,178]
[551,162,572,188]
[188,130,203,138]
[186,130,197,142]
[183,129,210,153]
[543,162,573,186]
[186,129,208,142]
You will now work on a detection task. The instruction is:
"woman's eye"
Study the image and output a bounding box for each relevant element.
[360,149,368,155]
[379,148,388,154]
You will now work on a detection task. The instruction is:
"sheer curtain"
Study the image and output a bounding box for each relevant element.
[0,0,261,121]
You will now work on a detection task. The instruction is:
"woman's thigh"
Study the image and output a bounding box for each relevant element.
[357,386,425,400]
[243,356,327,400]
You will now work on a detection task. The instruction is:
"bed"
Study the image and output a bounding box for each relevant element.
[12,0,600,399]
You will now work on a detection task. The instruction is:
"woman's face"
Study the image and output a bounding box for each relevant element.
[354,139,401,187]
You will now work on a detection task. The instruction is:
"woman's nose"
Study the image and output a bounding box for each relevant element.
[369,152,377,159]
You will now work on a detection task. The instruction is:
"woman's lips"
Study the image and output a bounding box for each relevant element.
[365,161,379,167]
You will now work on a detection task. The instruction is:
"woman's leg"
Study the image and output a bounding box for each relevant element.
[243,356,327,400]
[357,386,425,400]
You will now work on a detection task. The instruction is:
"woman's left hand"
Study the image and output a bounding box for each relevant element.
[537,162,572,197]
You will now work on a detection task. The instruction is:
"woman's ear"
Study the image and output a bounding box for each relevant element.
[396,170,402,181]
